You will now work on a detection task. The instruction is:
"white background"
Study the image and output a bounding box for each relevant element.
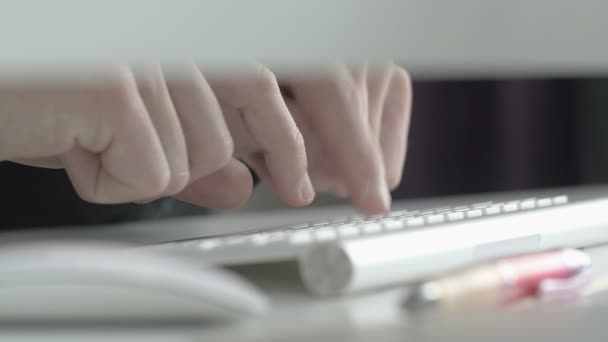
[0,0,607,78]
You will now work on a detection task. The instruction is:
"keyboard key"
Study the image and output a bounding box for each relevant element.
[290,231,313,245]
[266,232,287,243]
[447,211,465,221]
[315,227,338,241]
[520,199,536,210]
[331,217,349,224]
[253,232,286,245]
[361,223,382,234]
[287,223,310,230]
[406,217,424,227]
[472,202,493,209]
[537,198,552,207]
[179,240,201,247]
[484,206,501,215]
[368,214,386,221]
[337,225,360,238]
[397,213,418,220]
[466,209,483,218]
[426,214,445,224]
[154,242,177,249]
[199,239,222,250]
[383,220,405,231]
[251,234,271,245]
[346,217,365,224]
[378,216,397,222]
[225,236,249,246]
[553,195,568,205]
[387,210,412,218]
[502,202,519,213]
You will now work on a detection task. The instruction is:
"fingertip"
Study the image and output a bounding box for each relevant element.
[271,172,316,208]
[299,174,316,205]
[359,193,391,216]
[387,173,403,191]
[351,178,392,216]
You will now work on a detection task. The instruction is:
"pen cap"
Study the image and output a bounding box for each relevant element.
[496,248,591,297]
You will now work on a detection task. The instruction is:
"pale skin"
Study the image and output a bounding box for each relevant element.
[0,62,412,215]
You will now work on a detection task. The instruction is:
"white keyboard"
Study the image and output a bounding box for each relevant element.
[148,194,608,295]
[153,195,568,263]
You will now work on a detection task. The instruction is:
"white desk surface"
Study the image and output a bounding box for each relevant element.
[3,186,608,341]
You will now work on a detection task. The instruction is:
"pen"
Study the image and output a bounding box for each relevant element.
[404,248,591,311]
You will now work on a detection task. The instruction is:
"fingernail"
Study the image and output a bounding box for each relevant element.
[376,180,391,213]
[362,178,391,215]
[300,175,316,204]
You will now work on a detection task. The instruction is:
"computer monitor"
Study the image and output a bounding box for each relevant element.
[1,0,608,79]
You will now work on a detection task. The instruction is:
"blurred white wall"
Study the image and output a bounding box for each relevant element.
[2,0,606,212]
[0,0,607,78]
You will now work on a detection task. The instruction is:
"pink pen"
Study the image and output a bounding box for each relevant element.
[405,249,591,311]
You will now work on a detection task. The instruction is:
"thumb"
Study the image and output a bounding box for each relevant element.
[175,158,253,210]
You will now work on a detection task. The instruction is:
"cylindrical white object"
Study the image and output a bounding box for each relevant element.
[299,198,608,296]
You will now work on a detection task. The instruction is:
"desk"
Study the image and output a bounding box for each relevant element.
[3,253,608,342]
[2,187,608,341]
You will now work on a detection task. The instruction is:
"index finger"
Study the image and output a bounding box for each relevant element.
[208,65,315,207]
[290,66,391,215]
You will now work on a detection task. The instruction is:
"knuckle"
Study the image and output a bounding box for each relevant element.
[137,67,166,100]
[142,165,172,198]
[175,70,205,92]
[105,68,147,119]
[332,79,363,109]
[191,135,234,178]
[211,134,235,168]
[254,64,280,93]
[172,71,221,112]
[164,170,191,196]
[392,66,412,92]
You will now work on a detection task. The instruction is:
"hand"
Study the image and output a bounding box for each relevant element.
[208,63,412,215]
[277,63,412,215]
[0,64,278,210]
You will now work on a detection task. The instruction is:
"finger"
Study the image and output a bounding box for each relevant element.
[284,100,348,198]
[380,66,413,190]
[209,64,314,207]
[63,67,171,203]
[176,158,253,210]
[165,63,233,183]
[243,149,342,199]
[242,152,268,178]
[220,106,259,158]
[136,64,190,196]
[291,66,390,215]
[367,63,394,136]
